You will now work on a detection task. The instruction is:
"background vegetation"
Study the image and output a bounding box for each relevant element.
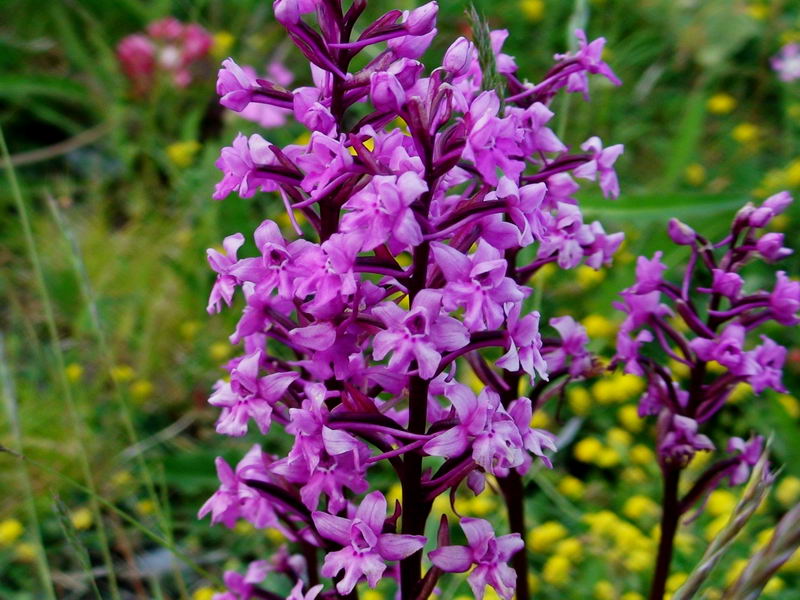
[1,0,798,598]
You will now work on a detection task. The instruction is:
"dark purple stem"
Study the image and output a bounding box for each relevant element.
[649,466,681,600]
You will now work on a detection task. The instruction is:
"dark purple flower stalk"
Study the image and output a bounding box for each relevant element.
[201,2,623,599]
[612,194,796,600]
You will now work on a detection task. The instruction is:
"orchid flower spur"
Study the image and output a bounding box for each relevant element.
[612,192,796,599]
[201,2,624,598]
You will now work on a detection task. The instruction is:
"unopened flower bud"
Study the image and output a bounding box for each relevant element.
[667,218,695,245]
[404,1,438,36]
[763,190,793,214]
[733,202,756,229]
[273,0,318,25]
[388,58,424,88]
[370,71,406,113]
[443,37,474,77]
[710,269,743,299]
[757,233,793,261]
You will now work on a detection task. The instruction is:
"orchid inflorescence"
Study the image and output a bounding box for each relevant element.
[200,1,625,598]
[613,191,797,599]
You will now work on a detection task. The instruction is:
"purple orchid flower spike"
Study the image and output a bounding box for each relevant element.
[611,191,794,599]
[430,518,524,600]
[203,4,630,599]
[312,491,426,594]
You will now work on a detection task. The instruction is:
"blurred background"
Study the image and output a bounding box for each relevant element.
[1,0,799,598]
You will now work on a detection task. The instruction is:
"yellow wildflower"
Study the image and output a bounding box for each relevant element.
[764,577,785,595]
[777,394,800,419]
[361,591,384,600]
[776,476,800,507]
[180,320,200,340]
[112,471,133,487]
[520,0,544,21]
[596,447,621,468]
[574,437,603,463]
[732,123,759,144]
[0,519,24,546]
[629,444,654,465]
[530,410,550,429]
[707,93,736,115]
[591,378,616,404]
[705,515,729,541]
[135,500,157,516]
[555,537,584,562]
[746,3,769,20]
[568,386,592,416]
[623,495,660,521]
[594,580,615,600]
[542,554,571,586]
[527,521,568,553]
[725,558,748,586]
[618,404,644,433]
[581,314,616,339]
[624,549,652,572]
[265,528,286,544]
[684,163,706,186]
[167,141,201,168]
[621,466,647,484]
[210,342,232,362]
[727,382,751,404]
[621,593,645,600]
[607,427,633,447]
[14,542,37,562]
[211,31,235,59]
[666,572,688,593]
[558,475,585,500]
[577,265,605,287]
[111,364,135,383]
[667,358,690,380]
[528,572,541,593]
[466,494,497,516]
[707,490,737,517]
[130,379,154,400]
[70,507,93,530]
[781,548,800,572]
[65,363,84,383]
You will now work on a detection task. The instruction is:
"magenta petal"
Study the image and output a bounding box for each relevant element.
[376,533,426,561]
[312,512,352,545]
[355,491,387,533]
[429,544,473,572]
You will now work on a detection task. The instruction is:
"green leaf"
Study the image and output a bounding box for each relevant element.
[0,74,91,105]
[579,191,746,221]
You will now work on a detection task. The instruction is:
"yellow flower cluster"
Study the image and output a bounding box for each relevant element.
[583,510,655,573]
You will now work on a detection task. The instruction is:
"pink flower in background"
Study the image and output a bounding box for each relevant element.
[116,17,212,93]
[772,43,800,82]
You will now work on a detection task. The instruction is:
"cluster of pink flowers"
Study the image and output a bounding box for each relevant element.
[116,17,213,94]
[771,43,800,82]
[613,191,796,598]
[201,1,623,598]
